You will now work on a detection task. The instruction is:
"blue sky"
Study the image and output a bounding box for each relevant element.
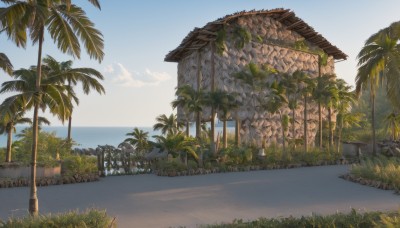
[1,0,400,127]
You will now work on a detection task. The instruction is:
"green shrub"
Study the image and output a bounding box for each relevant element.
[0,209,115,228]
[350,156,400,189]
[187,160,198,170]
[202,209,400,228]
[156,159,187,173]
[62,155,98,177]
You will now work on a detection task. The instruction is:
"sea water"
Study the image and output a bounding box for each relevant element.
[0,125,234,149]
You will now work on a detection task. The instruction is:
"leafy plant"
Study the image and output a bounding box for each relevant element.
[0,209,115,228]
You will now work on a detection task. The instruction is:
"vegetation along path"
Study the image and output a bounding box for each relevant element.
[0,165,399,227]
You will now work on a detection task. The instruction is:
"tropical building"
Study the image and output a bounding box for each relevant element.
[165,9,347,147]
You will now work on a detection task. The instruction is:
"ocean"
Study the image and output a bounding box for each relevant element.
[0,125,234,149]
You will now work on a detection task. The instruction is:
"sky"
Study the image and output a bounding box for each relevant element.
[1,0,400,127]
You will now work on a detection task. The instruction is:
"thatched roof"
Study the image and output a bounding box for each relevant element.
[165,8,347,62]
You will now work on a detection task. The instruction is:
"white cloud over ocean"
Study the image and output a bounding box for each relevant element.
[105,63,171,88]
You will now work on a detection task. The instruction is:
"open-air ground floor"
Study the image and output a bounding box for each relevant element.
[0,165,399,227]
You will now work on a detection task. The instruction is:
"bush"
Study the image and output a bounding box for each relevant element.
[156,159,187,173]
[0,209,115,228]
[62,155,98,178]
[12,128,75,166]
[187,160,198,170]
[350,156,400,190]
[203,209,400,228]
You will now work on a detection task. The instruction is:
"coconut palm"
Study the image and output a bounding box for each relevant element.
[42,55,105,142]
[297,71,315,152]
[259,79,288,151]
[153,114,184,136]
[0,0,103,215]
[0,53,12,75]
[281,72,300,146]
[204,90,237,152]
[335,79,358,153]
[124,127,150,157]
[172,85,205,137]
[0,66,76,215]
[356,34,400,155]
[218,92,239,149]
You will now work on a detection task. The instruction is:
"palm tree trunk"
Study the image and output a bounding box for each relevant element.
[328,106,333,152]
[292,108,296,149]
[5,125,12,162]
[372,94,376,156]
[336,118,343,154]
[223,119,227,148]
[304,96,308,152]
[185,121,190,137]
[29,27,44,217]
[196,112,201,139]
[67,115,72,142]
[318,102,322,149]
[235,115,241,147]
[210,109,216,153]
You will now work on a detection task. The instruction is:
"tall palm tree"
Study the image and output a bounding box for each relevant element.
[204,90,236,153]
[356,34,400,155]
[0,66,77,215]
[281,72,300,146]
[0,53,12,75]
[218,92,239,149]
[153,114,184,136]
[172,85,205,138]
[42,55,105,142]
[297,71,315,152]
[0,0,103,215]
[335,79,357,153]
[124,127,149,157]
[259,80,288,151]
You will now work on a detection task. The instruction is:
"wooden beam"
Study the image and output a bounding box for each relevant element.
[199,29,217,36]
[287,20,304,29]
[277,11,294,22]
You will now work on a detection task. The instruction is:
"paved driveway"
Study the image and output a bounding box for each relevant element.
[0,165,399,227]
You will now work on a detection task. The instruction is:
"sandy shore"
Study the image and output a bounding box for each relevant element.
[0,165,399,227]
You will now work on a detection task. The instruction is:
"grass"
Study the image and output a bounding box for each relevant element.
[0,209,115,228]
[201,209,400,228]
[349,156,400,191]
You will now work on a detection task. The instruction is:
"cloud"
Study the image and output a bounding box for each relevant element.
[105,63,171,88]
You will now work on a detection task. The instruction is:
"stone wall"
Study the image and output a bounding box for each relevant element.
[177,14,336,147]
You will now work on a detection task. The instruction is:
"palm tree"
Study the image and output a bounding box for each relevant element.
[0,109,30,162]
[218,92,239,149]
[0,66,77,215]
[259,80,288,151]
[124,127,149,157]
[42,55,105,142]
[281,72,300,146]
[335,79,358,153]
[384,112,400,140]
[153,132,199,164]
[356,34,400,155]
[0,0,103,215]
[0,53,12,75]
[297,71,315,152]
[204,90,236,153]
[153,114,184,136]
[172,85,205,138]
